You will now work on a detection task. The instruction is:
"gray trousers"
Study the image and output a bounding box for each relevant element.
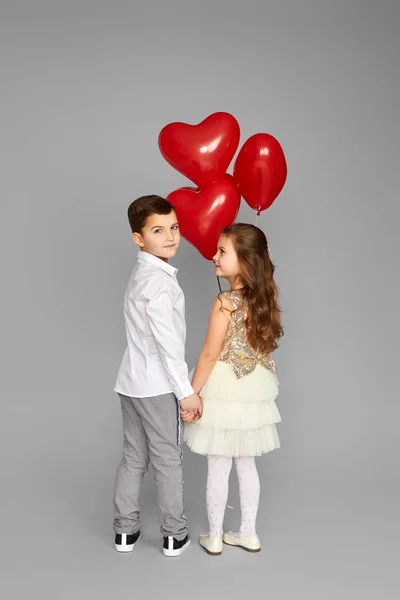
[113,393,188,541]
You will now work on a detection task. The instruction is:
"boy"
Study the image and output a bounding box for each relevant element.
[113,195,202,557]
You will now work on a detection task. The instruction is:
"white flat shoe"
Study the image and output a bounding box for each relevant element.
[223,532,261,552]
[199,534,223,556]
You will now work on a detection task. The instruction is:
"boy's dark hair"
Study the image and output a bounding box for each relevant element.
[127,195,175,234]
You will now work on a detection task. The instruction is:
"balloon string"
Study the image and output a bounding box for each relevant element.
[252,206,272,259]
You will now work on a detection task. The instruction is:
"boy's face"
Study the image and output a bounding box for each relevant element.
[133,210,181,261]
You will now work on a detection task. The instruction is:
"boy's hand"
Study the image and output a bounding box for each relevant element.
[180,393,203,416]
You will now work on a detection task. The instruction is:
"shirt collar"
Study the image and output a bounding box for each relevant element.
[137,250,178,276]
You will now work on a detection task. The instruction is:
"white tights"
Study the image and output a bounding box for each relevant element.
[206,455,260,538]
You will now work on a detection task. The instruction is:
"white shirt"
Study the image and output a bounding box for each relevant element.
[114,251,194,401]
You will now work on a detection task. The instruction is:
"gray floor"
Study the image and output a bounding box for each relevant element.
[2,394,398,600]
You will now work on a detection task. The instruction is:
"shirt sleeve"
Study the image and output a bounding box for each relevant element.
[145,286,194,401]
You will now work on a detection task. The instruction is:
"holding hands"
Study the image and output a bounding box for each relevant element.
[180,393,203,423]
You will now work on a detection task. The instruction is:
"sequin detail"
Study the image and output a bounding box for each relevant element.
[218,290,276,379]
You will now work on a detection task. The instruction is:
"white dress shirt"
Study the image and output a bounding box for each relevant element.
[114,251,194,401]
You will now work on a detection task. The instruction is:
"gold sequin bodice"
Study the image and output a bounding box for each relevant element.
[218,290,276,379]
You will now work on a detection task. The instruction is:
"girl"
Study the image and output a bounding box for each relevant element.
[182,223,283,556]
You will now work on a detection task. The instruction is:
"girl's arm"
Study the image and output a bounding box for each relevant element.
[191,295,232,395]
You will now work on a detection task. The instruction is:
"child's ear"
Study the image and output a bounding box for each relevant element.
[132,232,144,248]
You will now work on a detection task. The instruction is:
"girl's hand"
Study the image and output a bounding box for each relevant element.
[180,410,195,423]
[192,410,202,421]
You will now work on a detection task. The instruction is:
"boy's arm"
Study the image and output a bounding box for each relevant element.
[145,286,200,411]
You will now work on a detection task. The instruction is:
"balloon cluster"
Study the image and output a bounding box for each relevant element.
[158,112,287,260]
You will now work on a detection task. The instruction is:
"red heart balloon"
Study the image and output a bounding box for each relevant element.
[233,133,287,212]
[159,112,240,188]
[167,180,240,260]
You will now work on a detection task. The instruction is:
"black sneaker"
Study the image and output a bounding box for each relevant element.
[163,534,191,557]
[114,530,141,552]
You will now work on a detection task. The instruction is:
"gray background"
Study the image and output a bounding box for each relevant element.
[1,1,399,598]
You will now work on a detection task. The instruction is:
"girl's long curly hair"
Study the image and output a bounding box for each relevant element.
[221,223,283,355]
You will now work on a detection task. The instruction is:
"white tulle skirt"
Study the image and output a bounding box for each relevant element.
[184,361,281,457]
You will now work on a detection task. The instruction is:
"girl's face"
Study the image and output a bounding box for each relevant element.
[213,235,241,281]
